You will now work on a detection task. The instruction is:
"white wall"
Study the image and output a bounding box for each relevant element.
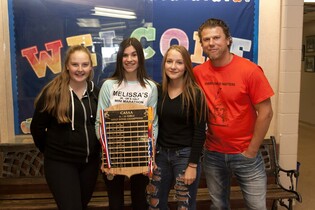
[0,0,15,143]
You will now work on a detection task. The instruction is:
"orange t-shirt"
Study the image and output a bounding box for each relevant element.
[193,55,274,154]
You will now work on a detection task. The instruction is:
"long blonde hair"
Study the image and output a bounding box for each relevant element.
[161,45,208,123]
[34,45,93,123]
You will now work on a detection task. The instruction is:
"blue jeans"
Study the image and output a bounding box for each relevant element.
[146,146,201,210]
[202,150,267,210]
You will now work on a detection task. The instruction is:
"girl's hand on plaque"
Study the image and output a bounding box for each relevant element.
[100,164,107,173]
[101,165,115,180]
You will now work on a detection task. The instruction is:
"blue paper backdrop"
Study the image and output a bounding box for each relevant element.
[8,0,259,134]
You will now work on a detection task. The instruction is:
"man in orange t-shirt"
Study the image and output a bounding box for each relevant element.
[193,18,274,210]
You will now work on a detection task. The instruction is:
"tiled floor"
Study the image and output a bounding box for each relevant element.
[294,122,315,210]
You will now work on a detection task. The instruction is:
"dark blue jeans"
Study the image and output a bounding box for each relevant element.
[147,146,201,210]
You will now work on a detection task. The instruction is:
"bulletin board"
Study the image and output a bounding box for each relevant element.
[8,0,259,134]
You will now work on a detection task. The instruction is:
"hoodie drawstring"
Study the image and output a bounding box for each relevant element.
[69,87,75,131]
[69,81,95,131]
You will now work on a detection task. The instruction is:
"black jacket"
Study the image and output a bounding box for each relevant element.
[30,81,101,163]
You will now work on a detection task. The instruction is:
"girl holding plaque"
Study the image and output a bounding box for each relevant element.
[96,37,158,210]
[146,45,208,210]
[31,45,101,210]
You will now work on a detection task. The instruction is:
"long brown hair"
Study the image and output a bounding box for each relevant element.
[110,37,150,87]
[161,45,208,123]
[34,45,93,123]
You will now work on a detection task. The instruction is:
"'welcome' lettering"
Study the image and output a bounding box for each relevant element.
[21,40,63,78]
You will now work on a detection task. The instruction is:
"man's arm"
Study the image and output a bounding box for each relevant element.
[243,98,273,158]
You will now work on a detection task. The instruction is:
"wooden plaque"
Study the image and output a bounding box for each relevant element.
[99,103,153,178]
